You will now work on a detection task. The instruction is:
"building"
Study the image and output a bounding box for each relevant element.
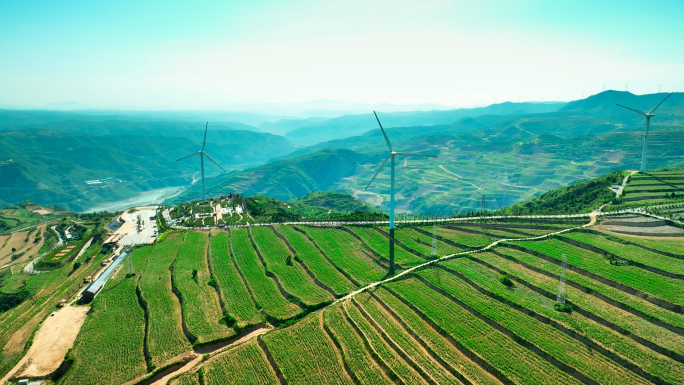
[82,250,129,301]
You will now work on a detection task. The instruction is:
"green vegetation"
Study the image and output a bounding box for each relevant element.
[174,231,234,345]
[249,226,333,306]
[201,340,278,384]
[514,238,684,306]
[229,228,301,321]
[61,247,152,384]
[138,234,192,367]
[262,315,351,384]
[207,232,261,326]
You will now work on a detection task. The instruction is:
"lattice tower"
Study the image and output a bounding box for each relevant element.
[556,252,567,306]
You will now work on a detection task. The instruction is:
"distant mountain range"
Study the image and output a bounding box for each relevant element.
[2,91,683,213]
[169,91,684,213]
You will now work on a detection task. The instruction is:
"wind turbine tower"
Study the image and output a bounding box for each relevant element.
[365,111,437,274]
[616,93,673,173]
[177,123,228,203]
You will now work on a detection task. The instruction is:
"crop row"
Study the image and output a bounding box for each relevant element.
[371,288,505,385]
[207,232,262,327]
[229,228,301,321]
[392,227,462,257]
[560,232,684,274]
[174,231,233,344]
[514,239,684,306]
[386,278,580,385]
[202,339,278,385]
[249,226,333,306]
[461,252,684,380]
[352,295,463,384]
[296,226,386,285]
[322,305,394,384]
[493,246,684,330]
[416,269,646,385]
[138,233,192,367]
[274,225,355,296]
[342,301,427,383]
[261,314,350,384]
[347,226,425,267]
[605,235,684,257]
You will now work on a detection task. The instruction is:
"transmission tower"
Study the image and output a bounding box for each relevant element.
[556,252,567,306]
[127,252,134,276]
[430,221,438,258]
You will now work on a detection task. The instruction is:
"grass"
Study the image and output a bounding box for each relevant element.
[493,246,684,330]
[347,226,425,268]
[470,252,684,375]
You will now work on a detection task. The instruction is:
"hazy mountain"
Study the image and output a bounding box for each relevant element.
[280,101,566,146]
[0,129,296,211]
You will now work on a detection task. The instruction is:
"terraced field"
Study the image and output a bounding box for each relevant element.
[622,169,684,204]
[4,214,682,385]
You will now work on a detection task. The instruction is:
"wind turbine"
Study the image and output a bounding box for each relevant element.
[365,111,437,273]
[616,93,673,173]
[176,122,227,203]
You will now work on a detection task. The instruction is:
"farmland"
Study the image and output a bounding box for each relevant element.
[3,195,684,384]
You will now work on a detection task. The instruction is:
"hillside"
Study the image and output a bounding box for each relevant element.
[0,127,296,211]
[170,123,684,214]
[2,169,683,384]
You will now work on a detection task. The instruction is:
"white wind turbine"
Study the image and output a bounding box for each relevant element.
[365,111,437,273]
[616,93,673,173]
[177,122,227,203]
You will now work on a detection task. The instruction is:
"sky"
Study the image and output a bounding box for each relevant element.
[1,0,684,110]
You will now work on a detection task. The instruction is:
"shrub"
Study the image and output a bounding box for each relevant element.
[554,302,573,313]
[207,278,217,287]
[499,275,513,287]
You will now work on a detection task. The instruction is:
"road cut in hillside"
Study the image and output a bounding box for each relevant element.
[12,305,89,379]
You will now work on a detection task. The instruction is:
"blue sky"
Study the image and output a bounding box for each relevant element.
[1,0,683,109]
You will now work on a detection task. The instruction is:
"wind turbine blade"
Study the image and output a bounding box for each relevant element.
[365,156,391,190]
[648,92,673,114]
[394,152,437,158]
[176,151,201,161]
[202,122,208,151]
[616,104,646,116]
[203,152,228,173]
[373,111,393,152]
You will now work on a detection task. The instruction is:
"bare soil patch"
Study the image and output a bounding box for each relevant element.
[13,306,89,378]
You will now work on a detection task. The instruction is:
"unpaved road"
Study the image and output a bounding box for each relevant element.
[3,306,89,381]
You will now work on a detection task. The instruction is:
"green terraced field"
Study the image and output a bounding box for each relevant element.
[3,213,684,385]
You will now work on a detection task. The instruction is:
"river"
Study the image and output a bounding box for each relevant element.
[80,186,185,213]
